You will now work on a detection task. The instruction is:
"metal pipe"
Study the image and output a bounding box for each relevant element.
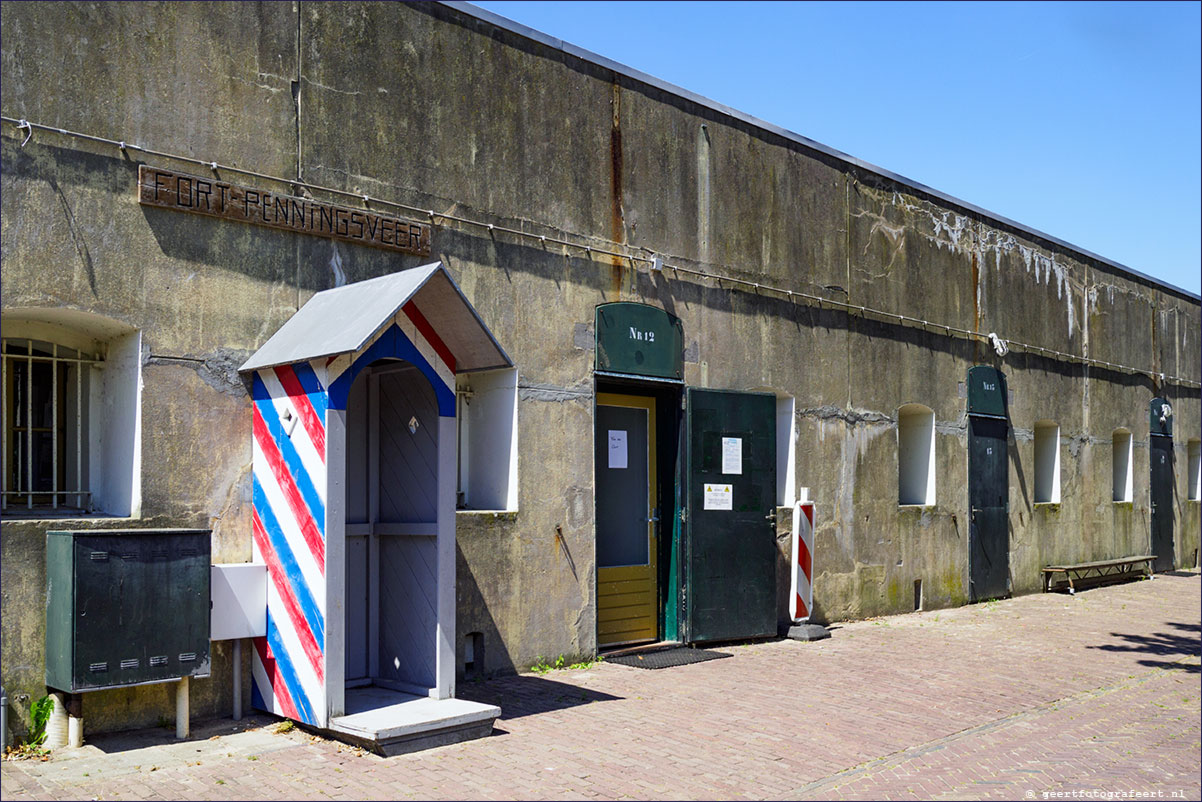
[76,360,83,510]
[232,640,242,721]
[67,711,83,749]
[0,116,1196,389]
[51,343,58,510]
[1,686,8,749]
[25,342,32,510]
[1,344,7,512]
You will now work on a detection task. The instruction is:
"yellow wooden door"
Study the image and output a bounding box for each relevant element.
[595,393,657,647]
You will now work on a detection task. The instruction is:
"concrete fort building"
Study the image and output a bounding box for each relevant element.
[2,2,1199,746]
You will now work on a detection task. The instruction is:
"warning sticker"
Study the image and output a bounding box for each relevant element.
[704,483,733,510]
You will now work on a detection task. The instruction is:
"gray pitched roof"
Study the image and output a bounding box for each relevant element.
[240,262,512,373]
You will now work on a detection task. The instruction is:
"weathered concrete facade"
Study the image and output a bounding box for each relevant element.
[2,2,1198,740]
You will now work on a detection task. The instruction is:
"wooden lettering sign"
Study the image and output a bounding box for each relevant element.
[138,165,431,256]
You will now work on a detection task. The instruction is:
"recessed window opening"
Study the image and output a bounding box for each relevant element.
[1034,420,1061,504]
[456,367,519,511]
[776,394,797,507]
[898,404,936,506]
[1188,439,1200,501]
[463,631,484,680]
[2,312,141,518]
[2,338,97,512]
[1112,428,1133,502]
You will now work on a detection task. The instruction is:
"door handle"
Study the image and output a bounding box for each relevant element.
[648,509,660,524]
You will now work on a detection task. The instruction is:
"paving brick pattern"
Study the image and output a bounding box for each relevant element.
[3,573,1198,801]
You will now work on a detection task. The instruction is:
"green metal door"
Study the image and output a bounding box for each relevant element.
[682,388,776,643]
[1150,434,1174,572]
[967,366,1009,602]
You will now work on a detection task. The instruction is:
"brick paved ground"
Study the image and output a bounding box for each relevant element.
[3,572,1198,801]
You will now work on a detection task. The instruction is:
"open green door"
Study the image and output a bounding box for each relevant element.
[682,388,777,643]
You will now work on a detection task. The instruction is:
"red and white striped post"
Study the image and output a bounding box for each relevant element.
[790,495,815,624]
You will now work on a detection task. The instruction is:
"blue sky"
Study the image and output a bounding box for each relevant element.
[471,1,1201,296]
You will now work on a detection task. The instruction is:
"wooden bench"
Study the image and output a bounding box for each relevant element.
[1041,555,1156,594]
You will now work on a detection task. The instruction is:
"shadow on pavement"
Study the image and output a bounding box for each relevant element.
[457,674,622,720]
[67,714,280,756]
[1088,621,1202,674]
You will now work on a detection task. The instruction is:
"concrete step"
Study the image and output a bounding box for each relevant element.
[327,687,500,756]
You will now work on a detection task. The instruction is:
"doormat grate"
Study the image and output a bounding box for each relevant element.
[606,647,731,670]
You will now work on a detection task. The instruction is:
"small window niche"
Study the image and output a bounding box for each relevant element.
[1112,428,1133,502]
[1033,420,1061,504]
[1188,439,1200,501]
[776,394,796,507]
[455,367,518,512]
[898,404,936,506]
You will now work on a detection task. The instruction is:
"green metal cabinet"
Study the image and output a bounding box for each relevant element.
[45,529,211,692]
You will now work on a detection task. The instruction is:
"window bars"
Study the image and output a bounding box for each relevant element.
[2,338,100,513]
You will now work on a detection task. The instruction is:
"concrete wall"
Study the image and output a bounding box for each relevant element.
[2,1,1198,739]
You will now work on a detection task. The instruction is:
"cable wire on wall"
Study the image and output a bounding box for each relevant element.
[2,115,1198,390]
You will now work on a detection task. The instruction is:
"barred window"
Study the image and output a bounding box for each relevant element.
[2,338,99,513]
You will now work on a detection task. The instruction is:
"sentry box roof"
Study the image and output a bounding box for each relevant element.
[240,262,512,374]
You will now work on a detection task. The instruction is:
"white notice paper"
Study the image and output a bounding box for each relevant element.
[608,430,628,469]
[721,437,743,475]
[704,483,733,510]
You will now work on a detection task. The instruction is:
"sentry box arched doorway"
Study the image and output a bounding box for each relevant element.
[239,263,511,754]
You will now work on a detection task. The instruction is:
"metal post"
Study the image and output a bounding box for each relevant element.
[67,694,83,748]
[51,344,57,510]
[232,640,242,721]
[175,676,190,739]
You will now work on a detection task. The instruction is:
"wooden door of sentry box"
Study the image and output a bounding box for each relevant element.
[682,388,777,644]
[595,393,658,648]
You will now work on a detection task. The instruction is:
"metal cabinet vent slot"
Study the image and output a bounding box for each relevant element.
[120,658,139,670]
[149,655,168,667]
[179,652,197,663]
[89,662,108,673]
[90,551,109,561]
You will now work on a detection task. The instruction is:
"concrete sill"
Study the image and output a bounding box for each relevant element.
[1034,502,1062,511]
[1112,501,1134,507]
[897,504,937,510]
[456,509,518,522]
[1,513,135,524]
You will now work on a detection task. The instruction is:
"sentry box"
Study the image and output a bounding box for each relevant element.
[237,263,509,752]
